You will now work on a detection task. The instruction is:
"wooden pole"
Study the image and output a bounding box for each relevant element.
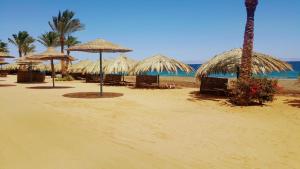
[51,59,55,87]
[99,51,103,96]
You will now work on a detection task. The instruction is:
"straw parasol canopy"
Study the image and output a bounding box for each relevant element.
[16,54,42,65]
[195,48,293,78]
[3,63,18,71]
[0,61,9,65]
[130,54,194,75]
[28,47,72,87]
[105,55,136,75]
[83,59,110,74]
[67,39,132,53]
[0,52,14,59]
[67,39,132,95]
[70,59,93,74]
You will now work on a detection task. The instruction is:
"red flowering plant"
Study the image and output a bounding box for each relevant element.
[229,78,278,106]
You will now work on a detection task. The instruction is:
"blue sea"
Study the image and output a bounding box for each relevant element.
[147,61,300,79]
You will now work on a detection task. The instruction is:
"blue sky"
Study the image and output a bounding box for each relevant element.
[0,0,299,63]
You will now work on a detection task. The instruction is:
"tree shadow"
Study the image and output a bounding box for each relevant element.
[187,91,227,102]
[16,82,47,84]
[284,99,300,108]
[0,84,17,87]
[62,92,124,99]
[27,86,74,89]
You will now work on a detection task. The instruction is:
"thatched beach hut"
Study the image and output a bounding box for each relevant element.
[130,54,193,87]
[196,48,293,78]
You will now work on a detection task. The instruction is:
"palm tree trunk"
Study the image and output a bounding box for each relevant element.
[240,0,258,81]
[18,49,22,57]
[60,36,66,77]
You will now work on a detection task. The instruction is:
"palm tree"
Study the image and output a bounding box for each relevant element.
[240,0,259,80]
[64,36,80,75]
[22,37,35,55]
[38,31,59,47]
[65,35,80,55]
[48,9,84,76]
[48,9,84,53]
[8,31,35,57]
[0,40,9,52]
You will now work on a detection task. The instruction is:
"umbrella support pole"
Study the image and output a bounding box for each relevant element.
[157,74,160,88]
[51,59,55,87]
[99,52,103,96]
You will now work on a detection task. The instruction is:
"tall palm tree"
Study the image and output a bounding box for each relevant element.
[22,37,35,55]
[0,40,9,52]
[8,31,35,57]
[65,35,80,55]
[48,10,84,53]
[64,36,81,75]
[240,0,259,80]
[48,9,84,76]
[38,31,59,47]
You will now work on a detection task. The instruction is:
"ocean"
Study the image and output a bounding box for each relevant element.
[147,61,300,79]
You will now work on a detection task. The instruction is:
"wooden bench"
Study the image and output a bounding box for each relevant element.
[0,70,8,77]
[104,74,122,85]
[200,77,228,96]
[136,75,159,88]
[17,71,45,83]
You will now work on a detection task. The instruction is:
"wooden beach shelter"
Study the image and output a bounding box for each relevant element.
[28,47,72,87]
[130,54,194,87]
[196,48,293,78]
[105,55,136,81]
[69,59,93,74]
[67,39,132,96]
[0,52,14,59]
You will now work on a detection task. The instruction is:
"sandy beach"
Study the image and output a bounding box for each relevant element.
[0,75,299,169]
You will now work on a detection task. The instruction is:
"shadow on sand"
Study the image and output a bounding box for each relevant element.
[284,99,300,108]
[0,84,17,87]
[27,86,74,89]
[62,92,124,99]
[187,91,226,102]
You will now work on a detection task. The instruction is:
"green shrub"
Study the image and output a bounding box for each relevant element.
[56,75,74,81]
[229,78,278,106]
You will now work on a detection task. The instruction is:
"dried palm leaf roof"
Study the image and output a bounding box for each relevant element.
[28,47,70,60]
[67,39,132,53]
[69,59,93,73]
[105,55,136,74]
[33,63,50,71]
[0,61,8,65]
[83,59,111,74]
[16,54,42,65]
[130,54,194,74]
[196,48,293,78]
[0,52,14,58]
[2,63,18,70]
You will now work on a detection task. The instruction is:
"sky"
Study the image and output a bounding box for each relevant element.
[0,0,299,63]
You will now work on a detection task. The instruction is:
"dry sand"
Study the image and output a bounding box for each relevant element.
[0,75,299,169]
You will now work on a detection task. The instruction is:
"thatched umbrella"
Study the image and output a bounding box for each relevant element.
[67,39,132,95]
[0,61,9,70]
[130,54,194,86]
[16,54,42,68]
[3,63,18,71]
[69,59,93,74]
[0,52,14,59]
[105,55,136,81]
[83,59,110,74]
[196,48,293,78]
[28,47,71,87]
